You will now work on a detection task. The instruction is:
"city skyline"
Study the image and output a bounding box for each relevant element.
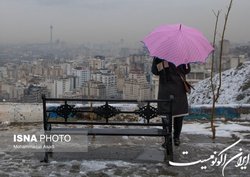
[0,0,249,46]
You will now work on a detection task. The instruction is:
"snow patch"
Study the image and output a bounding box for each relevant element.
[189,62,250,104]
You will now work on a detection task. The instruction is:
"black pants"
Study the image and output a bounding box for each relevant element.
[173,116,183,139]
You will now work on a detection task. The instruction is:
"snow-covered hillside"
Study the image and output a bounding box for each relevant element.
[189,61,250,105]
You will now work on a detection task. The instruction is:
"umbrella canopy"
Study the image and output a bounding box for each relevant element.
[143,24,214,66]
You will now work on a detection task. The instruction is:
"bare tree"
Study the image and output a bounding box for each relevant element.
[210,0,233,139]
[210,10,221,140]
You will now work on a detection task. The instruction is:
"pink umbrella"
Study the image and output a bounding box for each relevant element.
[143,24,214,66]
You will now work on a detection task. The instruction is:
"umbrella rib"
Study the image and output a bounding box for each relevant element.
[142,24,214,66]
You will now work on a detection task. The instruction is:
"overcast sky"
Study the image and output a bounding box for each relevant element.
[0,0,249,46]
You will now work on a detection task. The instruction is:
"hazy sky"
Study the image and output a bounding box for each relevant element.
[0,0,249,46]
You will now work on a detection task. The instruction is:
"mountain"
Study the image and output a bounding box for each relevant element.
[189,61,250,105]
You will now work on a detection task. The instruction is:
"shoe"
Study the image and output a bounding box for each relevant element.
[174,138,180,146]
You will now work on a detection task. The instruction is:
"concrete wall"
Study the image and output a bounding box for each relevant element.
[0,103,42,122]
[0,103,249,123]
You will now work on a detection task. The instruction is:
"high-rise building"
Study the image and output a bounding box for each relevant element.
[23,84,49,102]
[91,70,118,98]
[151,75,159,99]
[72,67,91,88]
[52,77,74,98]
[88,56,105,70]
[82,81,106,99]
[123,80,151,100]
[123,70,151,100]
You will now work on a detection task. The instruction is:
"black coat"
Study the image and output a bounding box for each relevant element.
[151,58,191,117]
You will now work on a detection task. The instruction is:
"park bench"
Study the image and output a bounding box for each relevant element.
[41,94,174,163]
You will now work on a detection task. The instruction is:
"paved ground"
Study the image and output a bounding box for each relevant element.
[1,122,250,177]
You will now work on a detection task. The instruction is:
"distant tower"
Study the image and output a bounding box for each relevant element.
[50,25,53,45]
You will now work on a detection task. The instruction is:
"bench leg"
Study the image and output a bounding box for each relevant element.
[161,116,170,149]
[41,131,53,163]
[41,152,49,163]
[162,116,174,162]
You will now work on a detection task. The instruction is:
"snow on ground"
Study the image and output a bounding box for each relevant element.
[1,118,250,177]
[189,61,250,105]
[183,120,250,140]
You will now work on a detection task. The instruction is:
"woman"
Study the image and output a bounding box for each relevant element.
[151,57,191,146]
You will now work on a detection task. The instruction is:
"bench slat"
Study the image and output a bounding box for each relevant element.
[50,128,168,136]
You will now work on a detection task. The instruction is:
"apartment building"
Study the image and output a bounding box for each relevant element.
[123,79,151,100]
[151,75,159,99]
[0,82,25,102]
[72,67,91,88]
[82,80,106,99]
[123,70,151,100]
[88,55,105,70]
[91,70,118,98]
[23,84,49,103]
[51,76,75,98]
